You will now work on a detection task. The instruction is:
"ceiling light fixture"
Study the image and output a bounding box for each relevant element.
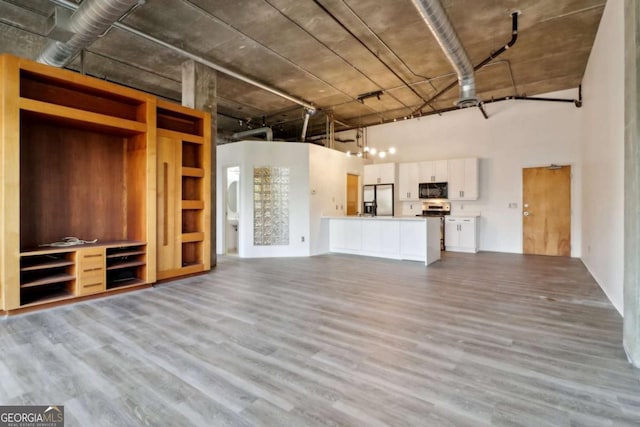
[357,90,384,103]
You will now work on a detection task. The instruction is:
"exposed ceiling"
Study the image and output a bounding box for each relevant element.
[0,0,605,141]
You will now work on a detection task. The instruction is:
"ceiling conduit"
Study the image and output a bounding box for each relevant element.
[38,0,143,67]
[410,0,478,108]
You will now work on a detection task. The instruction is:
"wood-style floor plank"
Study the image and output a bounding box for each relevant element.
[1,252,639,426]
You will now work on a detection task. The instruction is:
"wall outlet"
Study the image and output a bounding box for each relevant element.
[509,202,518,209]
[460,204,464,210]
[301,236,305,242]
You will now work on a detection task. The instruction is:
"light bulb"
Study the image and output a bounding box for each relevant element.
[363,146,370,152]
[346,151,351,156]
[388,147,396,154]
[356,152,363,157]
[370,148,377,155]
[379,151,386,158]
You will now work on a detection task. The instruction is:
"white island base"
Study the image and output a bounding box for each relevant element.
[324,216,441,266]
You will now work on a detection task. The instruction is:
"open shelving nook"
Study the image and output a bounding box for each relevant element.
[156,100,211,280]
[0,55,156,311]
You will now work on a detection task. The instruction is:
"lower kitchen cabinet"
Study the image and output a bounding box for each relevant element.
[445,216,478,253]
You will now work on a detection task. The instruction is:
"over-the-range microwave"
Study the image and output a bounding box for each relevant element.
[419,182,448,199]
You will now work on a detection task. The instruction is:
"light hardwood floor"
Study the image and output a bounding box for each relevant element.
[1,252,639,426]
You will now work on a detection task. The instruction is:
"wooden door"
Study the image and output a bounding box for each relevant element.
[157,136,182,275]
[346,174,359,215]
[523,165,571,256]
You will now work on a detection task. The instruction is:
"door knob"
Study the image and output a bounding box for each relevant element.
[523,211,530,216]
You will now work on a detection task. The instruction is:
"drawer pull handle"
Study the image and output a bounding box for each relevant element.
[83,267,103,272]
[84,254,103,258]
[84,282,102,288]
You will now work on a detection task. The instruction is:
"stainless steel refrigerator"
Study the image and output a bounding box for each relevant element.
[363,184,394,216]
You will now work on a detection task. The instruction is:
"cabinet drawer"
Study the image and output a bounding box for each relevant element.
[77,279,105,295]
[77,248,105,270]
[77,271,105,296]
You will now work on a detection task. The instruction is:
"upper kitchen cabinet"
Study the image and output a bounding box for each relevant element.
[363,162,396,185]
[448,158,479,200]
[398,162,420,200]
[419,160,448,183]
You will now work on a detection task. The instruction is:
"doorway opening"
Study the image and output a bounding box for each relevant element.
[522,165,571,256]
[346,173,359,216]
[225,166,240,255]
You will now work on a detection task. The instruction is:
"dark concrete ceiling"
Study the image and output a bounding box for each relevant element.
[0,0,605,140]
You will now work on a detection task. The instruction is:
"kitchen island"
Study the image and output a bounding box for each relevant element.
[322,216,441,265]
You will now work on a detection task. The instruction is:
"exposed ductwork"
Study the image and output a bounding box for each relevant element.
[231,127,274,142]
[410,0,478,107]
[38,0,143,67]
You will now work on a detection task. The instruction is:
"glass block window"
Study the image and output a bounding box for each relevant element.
[253,166,290,246]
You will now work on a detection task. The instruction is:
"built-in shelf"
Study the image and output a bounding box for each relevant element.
[105,250,145,259]
[21,273,75,288]
[182,167,204,178]
[20,259,74,272]
[106,260,146,271]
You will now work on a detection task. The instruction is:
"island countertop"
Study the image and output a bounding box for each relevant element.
[322,216,441,265]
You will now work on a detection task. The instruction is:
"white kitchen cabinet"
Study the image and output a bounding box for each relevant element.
[445,216,478,253]
[400,220,426,261]
[448,158,478,200]
[363,162,396,185]
[398,162,420,200]
[419,160,448,183]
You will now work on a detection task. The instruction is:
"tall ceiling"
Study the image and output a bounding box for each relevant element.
[0,0,605,141]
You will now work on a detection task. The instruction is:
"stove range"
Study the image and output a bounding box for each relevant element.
[415,200,451,217]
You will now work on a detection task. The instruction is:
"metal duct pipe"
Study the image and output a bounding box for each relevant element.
[300,109,313,142]
[38,0,142,67]
[410,0,477,107]
[231,127,273,141]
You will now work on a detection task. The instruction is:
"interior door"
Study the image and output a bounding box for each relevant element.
[346,173,359,215]
[523,165,571,256]
[157,136,182,275]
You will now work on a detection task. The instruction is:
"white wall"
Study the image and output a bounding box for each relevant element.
[217,141,365,258]
[362,90,583,256]
[308,144,364,255]
[580,0,625,314]
[216,141,311,258]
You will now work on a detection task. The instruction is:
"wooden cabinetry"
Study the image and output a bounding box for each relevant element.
[448,158,479,200]
[445,216,478,253]
[156,101,211,280]
[419,160,448,183]
[363,163,396,185]
[76,248,106,296]
[0,54,211,313]
[398,162,420,200]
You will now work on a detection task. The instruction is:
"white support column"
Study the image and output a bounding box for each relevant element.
[623,0,640,367]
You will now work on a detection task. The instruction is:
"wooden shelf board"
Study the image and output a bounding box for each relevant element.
[106,261,146,271]
[157,128,204,144]
[182,232,204,243]
[19,289,75,308]
[182,167,205,178]
[106,278,146,289]
[21,260,73,272]
[106,250,145,259]
[22,240,145,256]
[20,98,146,134]
[21,273,75,288]
[19,58,150,103]
[182,200,204,210]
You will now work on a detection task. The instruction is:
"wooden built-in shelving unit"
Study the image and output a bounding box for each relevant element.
[156,100,211,280]
[0,54,212,314]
